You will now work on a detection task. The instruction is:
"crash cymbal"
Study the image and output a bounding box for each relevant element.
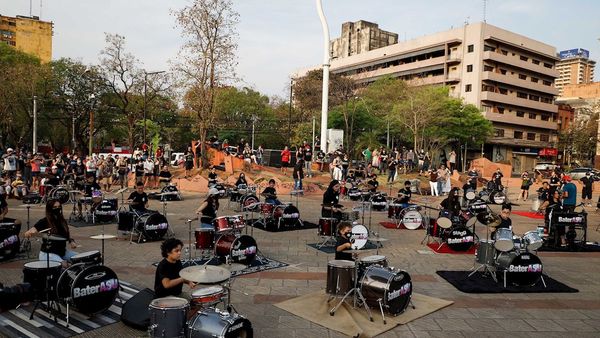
[243,202,262,210]
[476,212,501,227]
[90,234,117,240]
[180,265,231,284]
[368,238,389,242]
[222,263,247,272]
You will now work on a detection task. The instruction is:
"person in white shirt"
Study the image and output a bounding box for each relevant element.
[143,157,155,189]
[85,155,97,179]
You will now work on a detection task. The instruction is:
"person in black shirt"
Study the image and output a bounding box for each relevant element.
[492,168,503,190]
[134,159,145,184]
[292,159,304,192]
[0,203,21,259]
[549,171,560,195]
[580,172,594,207]
[127,181,149,212]
[366,174,379,193]
[322,180,343,219]
[335,222,354,261]
[397,181,412,205]
[45,166,63,186]
[491,203,512,240]
[158,165,173,188]
[235,172,248,187]
[78,175,102,215]
[184,147,194,178]
[24,199,78,265]
[261,179,281,205]
[439,187,461,215]
[207,166,218,187]
[154,238,195,299]
[303,141,313,178]
[196,188,220,225]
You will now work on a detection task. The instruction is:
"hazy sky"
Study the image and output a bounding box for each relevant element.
[1,0,599,98]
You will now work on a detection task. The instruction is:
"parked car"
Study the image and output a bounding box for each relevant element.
[533,162,557,179]
[170,152,184,167]
[567,167,600,180]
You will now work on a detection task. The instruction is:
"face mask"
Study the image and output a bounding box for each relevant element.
[52,208,62,217]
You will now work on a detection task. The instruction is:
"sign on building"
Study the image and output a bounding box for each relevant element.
[559,48,590,60]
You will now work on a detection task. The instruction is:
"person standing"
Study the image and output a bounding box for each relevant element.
[448,150,456,172]
[184,146,194,178]
[429,169,439,196]
[2,148,17,179]
[580,172,594,207]
[293,159,304,192]
[548,170,560,196]
[406,149,415,172]
[561,175,577,212]
[492,168,504,191]
[387,157,397,183]
[436,165,446,195]
[362,147,372,165]
[116,156,128,189]
[280,146,291,175]
[517,171,533,201]
[256,145,264,165]
[303,141,312,178]
[371,148,380,173]
[340,154,350,180]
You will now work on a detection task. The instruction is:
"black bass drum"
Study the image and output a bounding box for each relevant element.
[187,307,253,338]
[360,266,412,316]
[496,252,543,286]
[136,212,169,241]
[56,263,120,315]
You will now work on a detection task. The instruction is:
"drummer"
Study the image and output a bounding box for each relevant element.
[235,172,248,187]
[439,187,462,222]
[127,181,149,213]
[158,165,173,188]
[24,199,78,266]
[397,180,412,207]
[0,201,21,232]
[261,179,281,205]
[462,176,477,203]
[335,222,354,261]
[154,238,196,299]
[366,174,379,193]
[196,187,220,226]
[78,175,102,215]
[45,166,63,186]
[322,180,343,220]
[207,166,219,187]
[491,203,512,240]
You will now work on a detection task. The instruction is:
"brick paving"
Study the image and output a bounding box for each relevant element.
[1,180,600,337]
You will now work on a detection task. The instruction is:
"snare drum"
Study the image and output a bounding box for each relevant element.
[213,216,232,233]
[523,230,543,251]
[318,218,339,237]
[214,234,257,265]
[326,260,355,296]
[260,203,274,215]
[148,297,189,338]
[358,255,388,279]
[190,285,226,309]
[70,250,102,266]
[195,227,215,250]
[465,190,476,201]
[494,228,514,252]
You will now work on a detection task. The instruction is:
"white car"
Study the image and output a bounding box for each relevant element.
[170,152,185,167]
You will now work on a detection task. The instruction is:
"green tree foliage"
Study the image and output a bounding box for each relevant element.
[441,99,493,145]
[558,111,599,166]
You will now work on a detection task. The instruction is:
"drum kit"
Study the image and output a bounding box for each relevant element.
[227,184,260,212]
[423,203,483,252]
[469,212,546,287]
[23,229,120,326]
[254,201,302,230]
[388,202,428,230]
[478,181,507,205]
[148,264,253,337]
[0,220,21,260]
[327,251,413,324]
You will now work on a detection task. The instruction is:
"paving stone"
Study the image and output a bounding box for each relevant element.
[434,318,474,331]
[464,318,503,331]
[493,318,536,332]
[524,319,567,331]
[552,319,597,332]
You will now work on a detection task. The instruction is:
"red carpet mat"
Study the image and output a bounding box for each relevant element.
[380,221,424,230]
[512,211,545,219]
[427,242,477,255]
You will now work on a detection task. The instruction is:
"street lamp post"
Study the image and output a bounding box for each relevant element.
[316,0,330,153]
[143,70,166,149]
[32,96,37,153]
[88,94,95,155]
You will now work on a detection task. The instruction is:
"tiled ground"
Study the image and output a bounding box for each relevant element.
[1,181,600,338]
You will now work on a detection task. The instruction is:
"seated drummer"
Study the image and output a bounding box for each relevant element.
[78,175,102,215]
[0,201,21,234]
[158,165,172,188]
[261,179,281,205]
[196,187,220,226]
[491,203,512,240]
[462,176,477,204]
[207,166,218,187]
[366,174,379,193]
[335,222,354,261]
[322,180,343,220]
[45,165,63,187]
[154,238,196,299]
[439,187,462,216]
[24,199,78,266]
[397,180,412,207]
[235,172,247,187]
[128,181,149,213]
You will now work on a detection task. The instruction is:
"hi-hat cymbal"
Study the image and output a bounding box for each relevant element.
[180,265,231,284]
[90,234,117,240]
[368,238,389,242]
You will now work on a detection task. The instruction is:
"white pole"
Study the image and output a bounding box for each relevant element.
[316,0,330,153]
[33,96,37,153]
[251,116,256,151]
[312,115,316,152]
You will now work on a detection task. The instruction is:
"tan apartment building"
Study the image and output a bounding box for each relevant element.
[555,49,595,96]
[299,22,560,174]
[0,14,53,63]
[330,20,398,60]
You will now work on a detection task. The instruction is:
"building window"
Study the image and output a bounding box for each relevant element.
[517,92,528,99]
[514,131,523,139]
[543,80,552,86]
[541,115,550,121]
[543,62,553,69]
[500,69,507,75]
[528,113,536,119]
[483,45,495,52]
[532,59,540,65]
[483,65,494,72]
[519,74,527,80]
[497,106,505,114]
[520,55,529,61]
[465,84,472,92]
[531,77,539,83]
[9,41,15,46]
[8,21,16,26]
[482,105,492,113]
[527,133,536,141]
[501,49,508,55]
[494,129,505,137]
[467,44,474,53]
[529,95,540,102]
[540,134,549,142]
[498,88,508,95]
[467,64,473,72]
[516,111,525,117]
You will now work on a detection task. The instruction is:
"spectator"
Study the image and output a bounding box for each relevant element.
[429,169,439,196]
[184,146,194,178]
[280,146,291,175]
[293,159,304,192]
[2,148,17,179]
[303,141,312,177]
[256,145,264,165]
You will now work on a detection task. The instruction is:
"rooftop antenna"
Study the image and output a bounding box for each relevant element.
[29,0,32,17]
[40,0,43,19]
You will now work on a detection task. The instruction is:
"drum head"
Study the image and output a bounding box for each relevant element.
[360,255,386,264]
[59,264,119,315]
[465,190,476,200]
[436,217,452,229]
[150,296,189,309]
[242,195,259,211]
[142,213,169,240]
[51,187,70,204]
[446,227,475,251]
[490,191,506,204]
[499,252,543,286]
[282,205,300,225]
[216,235,257,265]
[402,210,423,230]
[71,250,101,263]
[350,224,369,249]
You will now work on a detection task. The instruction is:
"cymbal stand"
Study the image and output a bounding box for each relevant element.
[329,257,373,322]
[30,232,61,322]
[21,205,32,257]
[182,219,197,265]
[317,202,337,248]
[468,205,497,282]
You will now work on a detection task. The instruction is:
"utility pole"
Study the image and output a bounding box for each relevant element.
[288,79,293,145]
[32,96,37,153]
[251,116,257,151]
[316,0,330,153]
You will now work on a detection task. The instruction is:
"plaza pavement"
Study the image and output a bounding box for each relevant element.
[1,180,600,338]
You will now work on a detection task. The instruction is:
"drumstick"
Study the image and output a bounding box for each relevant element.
[39,228,51,234]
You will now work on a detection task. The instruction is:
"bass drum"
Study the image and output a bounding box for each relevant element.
[496,252,543,286]
[49,186,70,204]
[56,263,119,315]
[187,307,253,338]
[95,198,118,222]
[215,234,257,265]
[280,204,300,227]
[401,208,423,230]
[348,188,362,201]
[445,226,475,252]
[490,191,506,205]
[136,212,169,241]
[370,193,387,211]
[360,266,412,316]
[241,194,259,211]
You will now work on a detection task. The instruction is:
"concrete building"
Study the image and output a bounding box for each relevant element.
[557,104,575,131]
[301,22,560,174]
[0,14,53,62]
[330,20,398,60]
[555,49,595,96]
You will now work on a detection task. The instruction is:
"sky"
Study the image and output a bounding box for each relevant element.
[1,0,599,98]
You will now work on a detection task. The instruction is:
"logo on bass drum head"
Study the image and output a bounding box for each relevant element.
[85,271,107,280]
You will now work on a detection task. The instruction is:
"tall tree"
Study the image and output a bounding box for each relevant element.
[174,0,239,167]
